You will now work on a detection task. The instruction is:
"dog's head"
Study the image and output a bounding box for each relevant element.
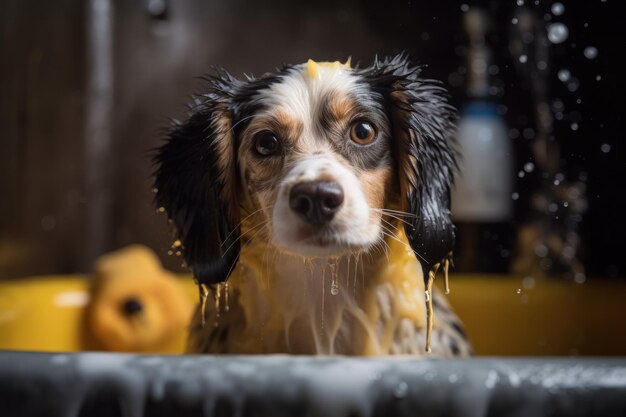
[154,54,457,289]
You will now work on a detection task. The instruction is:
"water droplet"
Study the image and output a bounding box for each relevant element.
[518,170,525,178]
[519,54,528,63]
[512,192,519,200]
[524,162,535,173]
[567,78,579,92]
[485,370,499,389]
[393,382,409,399]
[558,69,571,82]
[571,122,579,131]
[321,265,326,330]
[583,46,598,60]
[547,23,569,44]
[596,75,602,81]
[172,239,182,247]
[330,260,339,295]
[552,98,565,111]
[152,187,159,193]
[167,250,173,256]
[224,282,230,312]
[449,374,458,383]
[535,245,549,257]
[523,127,535,139]
[214,284,222,327]
[444,257,451,295]
[562,245,575,260]
[157,206,166,213]
[601,144,611,153]
[460,3,469,12]
[551,2,565,16]
[523,277,535,290]
[516,0,524,5]
[574,273,586,284]
[512,17,519,24]
[516,288,522,294]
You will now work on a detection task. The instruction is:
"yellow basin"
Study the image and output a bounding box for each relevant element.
[1,274,625,355]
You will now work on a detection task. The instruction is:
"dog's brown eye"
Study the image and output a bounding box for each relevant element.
[254,131,281,156]
[350,121,376,145]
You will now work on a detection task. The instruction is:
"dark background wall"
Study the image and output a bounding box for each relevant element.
[0,0,623,278]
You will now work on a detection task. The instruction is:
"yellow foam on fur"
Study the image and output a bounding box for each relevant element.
[194,217,434,355]
[306,58,352,79]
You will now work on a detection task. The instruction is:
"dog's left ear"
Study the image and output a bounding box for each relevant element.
[153,72,241,290]
[364,55,458,281]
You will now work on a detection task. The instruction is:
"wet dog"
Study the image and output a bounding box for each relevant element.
[154,55,472,356]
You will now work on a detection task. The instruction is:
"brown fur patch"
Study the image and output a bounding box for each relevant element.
[244,109,303,150]
[359,167,394,211]
[238,109,304,193]
[325,91,356,124]
[211,104,239,224]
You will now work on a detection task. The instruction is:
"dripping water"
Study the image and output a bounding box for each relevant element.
[444,252,453,295]
[424,262,441,353]
[353,254,360,298]
[330,258,339,296]
[345,255,351,290]
[214,283,222,328]
[444,259,451,295]
[224,282,230,312]
[321,263,326,331]
[199,283,210,327]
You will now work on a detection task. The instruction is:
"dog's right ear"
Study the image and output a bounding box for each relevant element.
[153,72,240,289]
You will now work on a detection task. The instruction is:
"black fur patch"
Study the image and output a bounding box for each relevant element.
[357,53,459,283]
[153,67,290,287]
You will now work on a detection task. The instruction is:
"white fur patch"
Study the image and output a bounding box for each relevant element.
[272,155,380,256]
[251,64,381,257]
[254,64,358,144]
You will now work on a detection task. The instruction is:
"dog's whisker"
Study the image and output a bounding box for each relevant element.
[222,220,269,255]
[373,238,391,264]
[380,217,400,232]
[379,228,428,264]
[372,208,419,218]
[371,209,414,226]
[221,206,271,245]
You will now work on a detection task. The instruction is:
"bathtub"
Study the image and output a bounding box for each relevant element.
[1,275,626,416]
[1,274,625,355]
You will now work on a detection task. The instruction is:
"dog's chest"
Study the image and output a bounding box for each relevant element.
[187,238,472,357]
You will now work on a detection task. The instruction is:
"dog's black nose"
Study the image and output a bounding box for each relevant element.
[289,181,344,225]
